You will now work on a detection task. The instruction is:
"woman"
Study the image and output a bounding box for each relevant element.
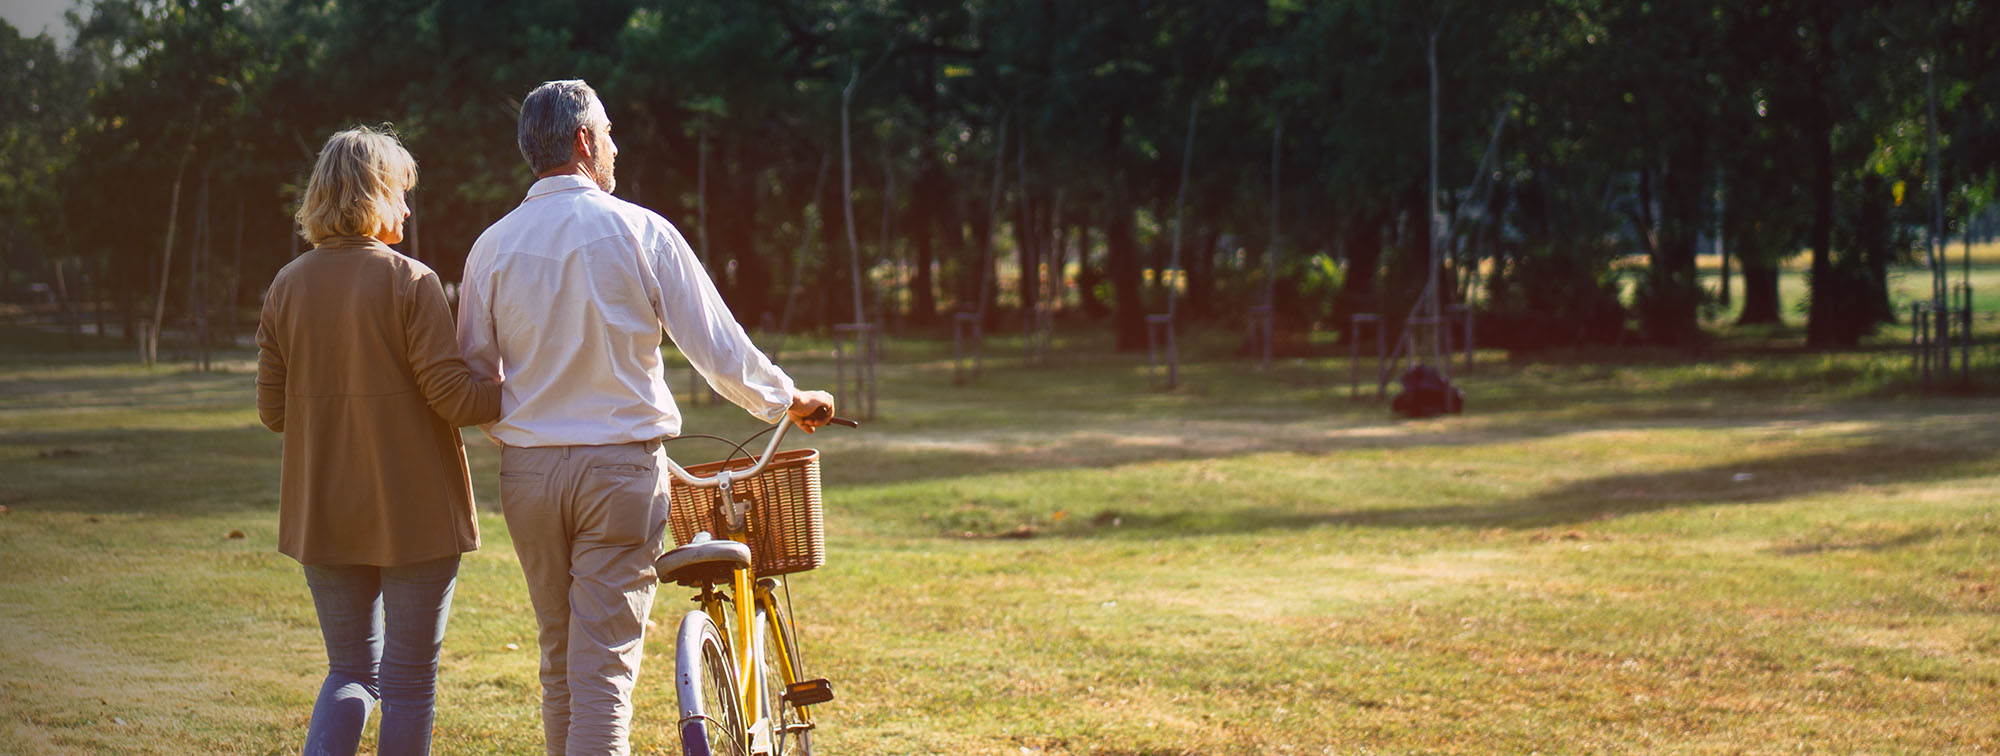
[256,125,499,756]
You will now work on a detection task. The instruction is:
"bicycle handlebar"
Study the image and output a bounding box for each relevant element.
[659,415,856,489]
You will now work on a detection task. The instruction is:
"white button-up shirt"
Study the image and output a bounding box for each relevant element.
[457,174,795,447]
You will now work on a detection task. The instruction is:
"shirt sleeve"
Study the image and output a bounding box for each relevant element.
[648,220,796,422]
[455,246,506,441]
[456,252,500,382]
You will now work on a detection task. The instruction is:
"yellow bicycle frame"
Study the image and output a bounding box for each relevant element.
[668,416,836,752]
[697,512,814,750]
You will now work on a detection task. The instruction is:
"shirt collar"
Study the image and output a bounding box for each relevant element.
[524,173,601,203]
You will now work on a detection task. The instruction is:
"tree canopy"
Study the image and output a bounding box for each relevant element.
[3,0,1997,354]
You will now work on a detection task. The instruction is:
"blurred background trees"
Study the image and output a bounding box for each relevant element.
[1,0,1996,356]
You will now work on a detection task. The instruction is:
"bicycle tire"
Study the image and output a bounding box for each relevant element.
[675,611,746,756]
[755,602,814,756]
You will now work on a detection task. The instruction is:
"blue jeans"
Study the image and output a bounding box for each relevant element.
[301,555,460,756]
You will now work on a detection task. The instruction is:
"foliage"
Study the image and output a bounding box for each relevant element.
[1,0,1997,355]
[1480,232,1629,351]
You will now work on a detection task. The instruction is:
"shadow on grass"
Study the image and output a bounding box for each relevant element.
[1768,527,1941,556]
[816,399,1985,491]
[1080,441,1997,537]
[0,426,280,514]
[0,369,253,412]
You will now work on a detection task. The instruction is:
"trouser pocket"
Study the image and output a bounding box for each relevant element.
[577,460,666,550]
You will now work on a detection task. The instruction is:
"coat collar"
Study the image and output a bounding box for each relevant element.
[316,235,390,251]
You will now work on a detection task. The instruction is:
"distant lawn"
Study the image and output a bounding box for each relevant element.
[1693,240,2000,339]
[2,321,1998,755]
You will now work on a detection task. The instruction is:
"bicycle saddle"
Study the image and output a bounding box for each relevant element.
[655,536,751,587]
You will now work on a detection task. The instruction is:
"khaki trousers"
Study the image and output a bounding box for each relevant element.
[499,441,669,756]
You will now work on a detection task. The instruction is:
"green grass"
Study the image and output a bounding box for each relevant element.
[1695,239,2000,341]
[3,312,2000,755]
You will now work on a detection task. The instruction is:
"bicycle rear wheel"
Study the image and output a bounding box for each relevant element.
[675,611,746,756]
[755,601,813,756]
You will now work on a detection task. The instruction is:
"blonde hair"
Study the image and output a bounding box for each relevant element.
[294,125,417,245]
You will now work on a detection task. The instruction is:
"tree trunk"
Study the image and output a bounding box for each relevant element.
[1387,192,1432,348]
[0,234,11,307]
[908,192,936,322]
[190,168,211,370]
[975,117,1007,328]
[1166,93,1198,321]
[1013,138,1038,322]
[840,68,866,325]
[1107,199,1146,351]
[1337,213,1386,341]
[52,193,79,345]
[1076,223,1108,319]
[955,170,980,313]
[909,149,958,324]
[1859,178,1895,326]
[1147,233,1167,300]
[1715,180,1730,308]
[1048,209,1069,314]
[117,256,134,345]
[52,256,77,345]
[1646,132,1706,346]
[778,153,831,336]
[1805,92,1835,348]
[91,256,105,340]
[1718,236,1731,308]
[881,148,898,324]
[1011,201,1038,323]
[1266,114,1284,314]
[1737,258,1782,325]
[149,148,193,366]
[1186,227,1216,320]
[716,145,771,322]
[814,198,841,329]
[227,194,244,346]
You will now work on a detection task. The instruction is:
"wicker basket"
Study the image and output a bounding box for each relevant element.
[666,448,825,576]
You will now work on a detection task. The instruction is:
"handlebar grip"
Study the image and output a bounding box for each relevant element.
[803,405,857,428]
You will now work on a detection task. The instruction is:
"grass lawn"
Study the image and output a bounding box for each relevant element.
[3,304,1999,754]
[1695,239,2000,337]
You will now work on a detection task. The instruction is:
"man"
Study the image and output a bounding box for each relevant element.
[457,79,833,756]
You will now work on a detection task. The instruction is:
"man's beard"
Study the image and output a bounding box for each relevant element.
[592,149,617,194]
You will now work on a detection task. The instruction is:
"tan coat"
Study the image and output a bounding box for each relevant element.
[257,236,500,566]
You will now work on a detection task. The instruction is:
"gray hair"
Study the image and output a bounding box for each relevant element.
[517,80,606,175]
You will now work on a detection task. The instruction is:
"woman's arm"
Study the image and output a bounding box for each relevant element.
[404,270,501,427]
[255,297,287,433]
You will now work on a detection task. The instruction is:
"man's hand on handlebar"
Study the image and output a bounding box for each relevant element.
[786,389,837,433]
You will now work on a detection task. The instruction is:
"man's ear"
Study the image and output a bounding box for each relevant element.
[573,124,594,161]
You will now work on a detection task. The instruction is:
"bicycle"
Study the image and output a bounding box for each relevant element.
[654,411,856,756]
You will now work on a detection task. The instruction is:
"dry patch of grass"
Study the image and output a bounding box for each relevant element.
[4,326,1999,754]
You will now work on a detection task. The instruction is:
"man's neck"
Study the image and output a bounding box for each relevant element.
[538,163,592,182]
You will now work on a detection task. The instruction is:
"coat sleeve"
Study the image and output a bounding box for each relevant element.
[255,292,287,433]
[404,269,501,427]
